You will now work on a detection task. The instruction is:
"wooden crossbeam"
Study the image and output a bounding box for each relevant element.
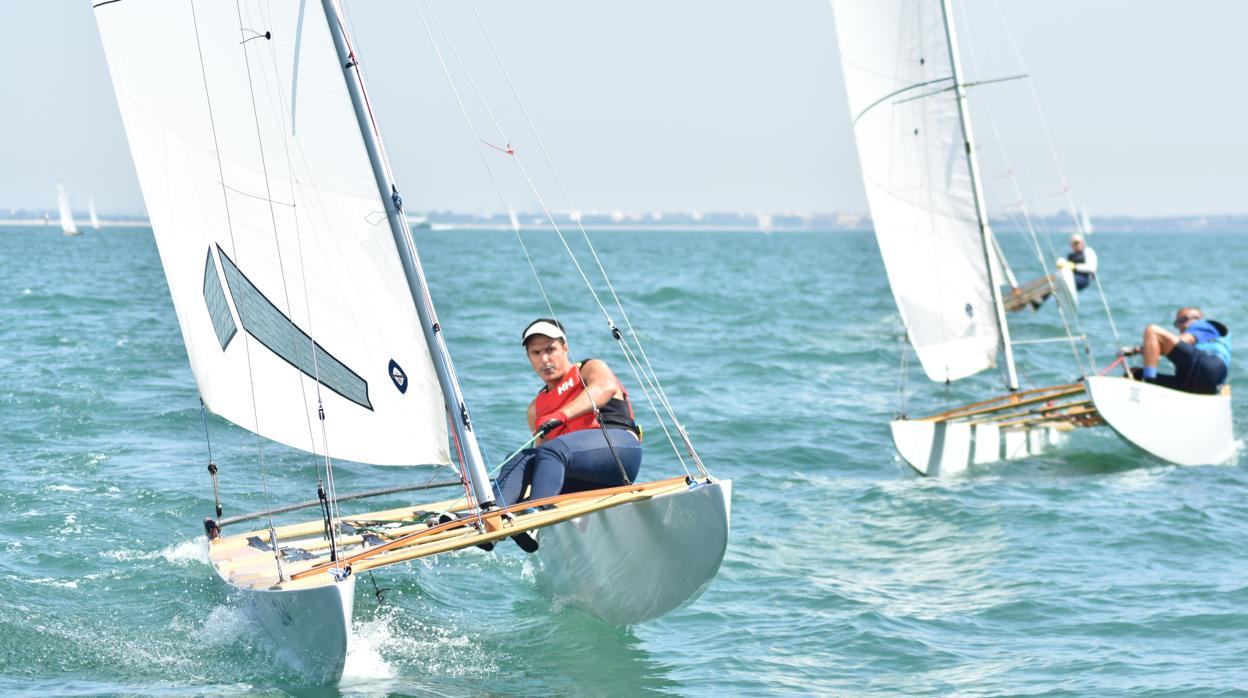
[996,405,1102,430]
[914,383,1086,422]
[1003,275,1056,312]
[209,478,697,589]
[968,398,1092,426]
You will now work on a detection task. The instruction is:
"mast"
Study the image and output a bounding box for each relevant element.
[939,0,1019,390]
[319,0,495,508]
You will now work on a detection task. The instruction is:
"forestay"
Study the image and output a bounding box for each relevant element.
[96,0,448,466]
[831,0,1001,383]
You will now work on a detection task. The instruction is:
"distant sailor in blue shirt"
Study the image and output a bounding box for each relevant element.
[1055,234,1097,291]
[1127,306,1231,394]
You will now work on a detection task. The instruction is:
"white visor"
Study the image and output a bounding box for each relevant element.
[522,320,566,345]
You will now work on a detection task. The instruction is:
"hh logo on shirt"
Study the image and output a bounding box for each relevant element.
[557,377,575,395]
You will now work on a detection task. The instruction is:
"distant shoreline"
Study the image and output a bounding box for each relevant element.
[4,211,1247,233]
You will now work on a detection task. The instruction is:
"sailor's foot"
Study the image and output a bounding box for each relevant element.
[511,531,539,553]
[436,511,495,551]
[1120,345,1142,357]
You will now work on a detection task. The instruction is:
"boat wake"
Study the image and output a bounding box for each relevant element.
[339,606,498,686]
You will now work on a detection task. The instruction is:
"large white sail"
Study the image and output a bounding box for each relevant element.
[831,0,1001,383]
[95,0,449,466]
[58,183,79,235]
[89,196,101,230]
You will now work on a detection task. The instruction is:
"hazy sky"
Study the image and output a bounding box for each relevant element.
[3,1,1246,217]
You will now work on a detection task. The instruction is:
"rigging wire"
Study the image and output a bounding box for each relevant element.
[956,1,1091,379]
[986,0,1126,363]
[328,0,488,519]
[410,0,697,480]
[465,0,710,477]
[236,0,344,567]
[189,0,283,582]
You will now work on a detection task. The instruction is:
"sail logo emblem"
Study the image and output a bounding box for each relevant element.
[389,360,408,394]
[965,303,974,318]
[556,376,576,395]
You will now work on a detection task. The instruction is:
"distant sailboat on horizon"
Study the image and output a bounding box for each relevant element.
[89,196,101,230]
[57,183,81,237]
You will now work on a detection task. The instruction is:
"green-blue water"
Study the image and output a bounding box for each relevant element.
[1,225,1245,696]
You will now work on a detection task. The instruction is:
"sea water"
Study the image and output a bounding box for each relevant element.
[1,226,1245,696]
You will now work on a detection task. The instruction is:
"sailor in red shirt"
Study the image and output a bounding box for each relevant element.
[492,319,643,551]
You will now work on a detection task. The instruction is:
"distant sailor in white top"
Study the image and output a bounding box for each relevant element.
[1056,233,1098,291]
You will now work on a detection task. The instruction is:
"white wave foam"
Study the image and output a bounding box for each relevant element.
[199,604,256,646]
[9,574,78,589]
[46,484,86,493]
[99,537,207,566]
[162,537,209,565]
[340,614,398,681]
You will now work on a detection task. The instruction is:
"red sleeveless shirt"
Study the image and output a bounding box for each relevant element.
[533,361,637,440]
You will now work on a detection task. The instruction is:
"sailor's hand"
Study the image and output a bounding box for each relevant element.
[535,411,567,437]
[1056,258,1073,270]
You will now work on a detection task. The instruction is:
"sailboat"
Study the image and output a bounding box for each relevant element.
[1080,208,1095,236]
[89,196,101,230]
[829,0,1234,475]
[95,0,730,681]
[57,182,81,236]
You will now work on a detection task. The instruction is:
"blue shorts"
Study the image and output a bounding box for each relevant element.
[1160,341,1228,394]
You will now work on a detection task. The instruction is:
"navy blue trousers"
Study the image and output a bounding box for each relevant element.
[492,428,642,506]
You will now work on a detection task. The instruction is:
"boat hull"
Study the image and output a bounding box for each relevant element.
[1055,266,1079,312]
[219,570,356,683]
[891,419,1062,476]
[534,478,731,625]
[1086,375,1235,465]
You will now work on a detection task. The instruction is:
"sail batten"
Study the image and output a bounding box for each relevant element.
[96,0,449,466]
[831,0,1002,384]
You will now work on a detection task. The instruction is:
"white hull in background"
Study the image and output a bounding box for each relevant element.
[1087,375,1235,466]
[221,570,356,683]
[1055,266,1079,312]
[891,419,1064,477]
[535,479,731,625]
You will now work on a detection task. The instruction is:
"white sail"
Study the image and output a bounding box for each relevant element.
[58,183,79,235]
[89,197,101,230]
[831,0,1002,383]
[95,0,448,466]
[1079,208,1094,235]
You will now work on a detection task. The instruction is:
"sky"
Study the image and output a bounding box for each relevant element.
[2,0,1246,218]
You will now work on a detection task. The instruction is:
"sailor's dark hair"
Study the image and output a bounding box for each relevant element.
[522,318,566,346]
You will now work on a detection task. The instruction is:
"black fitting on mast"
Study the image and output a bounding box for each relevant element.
[207,460,222,518]
[318,483,338,562]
